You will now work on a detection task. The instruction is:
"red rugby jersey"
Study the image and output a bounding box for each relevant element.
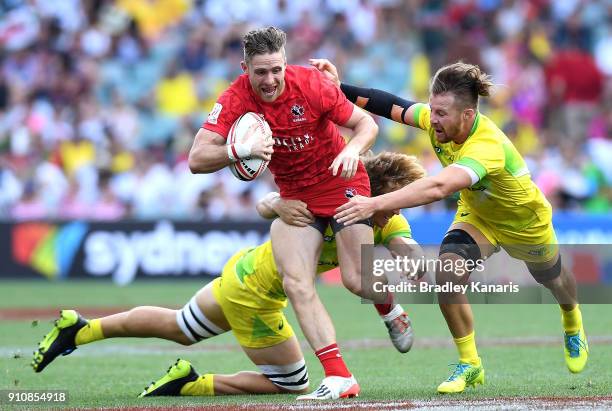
[202,65,365,194]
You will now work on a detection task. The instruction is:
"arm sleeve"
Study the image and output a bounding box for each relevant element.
[340,83,416,123]
[201,89,245,140]
[450,164,480,185]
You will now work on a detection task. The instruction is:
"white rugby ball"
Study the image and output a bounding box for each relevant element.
[227,112,272,181]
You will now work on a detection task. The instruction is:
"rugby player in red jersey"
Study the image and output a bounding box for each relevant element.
[188,27,413,400]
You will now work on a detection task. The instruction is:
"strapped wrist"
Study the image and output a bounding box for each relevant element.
[227,144,239,162]
[227,142,253,161]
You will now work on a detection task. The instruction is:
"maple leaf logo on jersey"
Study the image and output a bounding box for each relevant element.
[345,188,357,199]
[291,104,305,117]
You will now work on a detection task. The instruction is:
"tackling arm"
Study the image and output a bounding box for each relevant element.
[340,83,419,127]
[256,192,315,227]
[309,58,419,128]
[376,166,473,211]
[334,166,474,225]
[387,237,427,280]
[256,192,281,219]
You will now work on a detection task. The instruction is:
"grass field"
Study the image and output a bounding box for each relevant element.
[1,280,611,410]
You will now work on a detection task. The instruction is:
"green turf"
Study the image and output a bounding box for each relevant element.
[1,280,610,409]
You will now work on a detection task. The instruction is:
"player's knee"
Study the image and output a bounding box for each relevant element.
[438,229,482,279]
[165,310,195,346]
[435,255,460,283]
[341,272,362,297]
[528,255,562,285]
[259,359,309,393]
[175,331,196,346]
[282,274,315,300]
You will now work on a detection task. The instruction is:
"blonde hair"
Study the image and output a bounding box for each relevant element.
[362,151,426,196]
[430,62,493,109]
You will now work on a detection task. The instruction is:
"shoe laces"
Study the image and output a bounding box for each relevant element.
[565,333,587,358]
[446,363,470,381]
[389,313,411,333]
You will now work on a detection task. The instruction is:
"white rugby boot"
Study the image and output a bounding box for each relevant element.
[296,375,360,400]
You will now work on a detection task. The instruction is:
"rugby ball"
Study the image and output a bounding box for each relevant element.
[227,112,272,181]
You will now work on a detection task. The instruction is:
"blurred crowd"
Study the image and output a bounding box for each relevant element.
[0,0,610,222]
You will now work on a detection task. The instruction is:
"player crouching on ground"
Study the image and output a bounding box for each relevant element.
[31,151,425,400]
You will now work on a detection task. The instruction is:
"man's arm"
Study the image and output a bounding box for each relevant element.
[378,166,472,210]
[189,126,274,174]
[334,166,473,225]
[387,237,427,280]
[188,129,233,174]
[256,192,315,227]
[310,58,420,127]
[342,106,378,154]
[256,192,281,219]
[330,106,378,179]
[340,84,419,127]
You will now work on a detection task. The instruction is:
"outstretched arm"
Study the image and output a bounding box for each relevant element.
[310,58,420,127]
[340,83,419,127]
[334,166,473,225]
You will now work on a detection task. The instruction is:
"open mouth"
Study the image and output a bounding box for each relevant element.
[261,86,277,98]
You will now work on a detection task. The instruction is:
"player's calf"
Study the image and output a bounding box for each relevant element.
[258,359,310,393]
[141,359,309,397]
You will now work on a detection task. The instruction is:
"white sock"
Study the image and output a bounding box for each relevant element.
[381,304,404,322]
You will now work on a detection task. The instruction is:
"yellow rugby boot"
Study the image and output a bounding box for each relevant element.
[437,361,484,394]
[564,326,588,373]
[31,310,88,373]
[139,359,199,397]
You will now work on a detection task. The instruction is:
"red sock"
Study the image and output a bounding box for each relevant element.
[374,292,395,316]
[315,343,351,378]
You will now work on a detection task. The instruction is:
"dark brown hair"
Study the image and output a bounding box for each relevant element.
[243,26,286,63]
[362,152,426,196]
[430,62,493,109]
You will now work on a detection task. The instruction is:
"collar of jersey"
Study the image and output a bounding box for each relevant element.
[468,111,481,138]
[449,111,480,150]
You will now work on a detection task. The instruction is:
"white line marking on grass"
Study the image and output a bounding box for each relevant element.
[3,335,612,357]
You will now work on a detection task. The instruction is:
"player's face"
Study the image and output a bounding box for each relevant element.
[429,92,465,143]
[372,208,400,228]
[242,51,287,102]
[372,184,401,228]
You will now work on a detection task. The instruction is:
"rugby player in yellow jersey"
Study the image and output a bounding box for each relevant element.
[311,59,588,394]
[31,151,425,399]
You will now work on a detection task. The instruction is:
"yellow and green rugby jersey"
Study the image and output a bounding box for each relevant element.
[234,214,412,304]
[413,103,551,231]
